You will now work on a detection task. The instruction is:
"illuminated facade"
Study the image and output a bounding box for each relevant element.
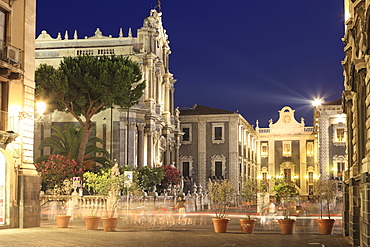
[256,106,316,197]
[178,105,258,194]
[35,9,181,168]
[342,1,370,245]
[0,0,39,228]
[313,99,347,182]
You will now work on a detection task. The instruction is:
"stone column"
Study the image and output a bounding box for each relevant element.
[299,139,307,194]
[319,117,330,179]
[146,128,153,166]
[198,121,206,188]
[127,121,137,166]
[137,123,146,168]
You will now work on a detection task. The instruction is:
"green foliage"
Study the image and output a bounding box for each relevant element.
[83,169,127,217]
[207,179,235,219]
[272,178,299,219]
[240,179,258,219]
[313,179,337,219]
[36,124,110,171]
[35,55,146,165]
[134,166,165,193]
[272,178,298,199]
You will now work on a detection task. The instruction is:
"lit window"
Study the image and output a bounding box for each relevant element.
[307,142,314,156]
[336,128,345,142]
[283,141,291,157]
[261,143,268,157]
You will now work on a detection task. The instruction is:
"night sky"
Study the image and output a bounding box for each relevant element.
[36,0,344,127]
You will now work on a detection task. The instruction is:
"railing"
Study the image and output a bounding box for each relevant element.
[40,192,211,220]
[258,128,270,133]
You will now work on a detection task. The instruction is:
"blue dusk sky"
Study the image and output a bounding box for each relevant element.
[36,0,344,127]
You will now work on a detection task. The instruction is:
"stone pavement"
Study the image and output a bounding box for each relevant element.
[0,215,352,247]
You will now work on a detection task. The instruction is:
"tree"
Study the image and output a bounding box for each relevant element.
[134,166,165,193]
[35,55,146,165]
[240,179,258,219]
[313,179,337,219]
[158,165,181,192]
[207,179,235,219]
[272,178,298,219]
[36,124,110,171]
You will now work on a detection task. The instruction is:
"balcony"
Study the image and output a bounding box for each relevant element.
[0,42,23,80]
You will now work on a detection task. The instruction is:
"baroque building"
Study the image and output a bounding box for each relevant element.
[0,0,39,228]
[256,106,316,197]
[342,1,370,245]
[178,105,258,194]
[34,9,181,168]
[313,99,347,183]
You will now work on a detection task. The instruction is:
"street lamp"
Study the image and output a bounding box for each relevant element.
[312,99,324,106]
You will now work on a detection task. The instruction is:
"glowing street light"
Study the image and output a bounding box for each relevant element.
[36,102,46,115]
[312,99,324,106]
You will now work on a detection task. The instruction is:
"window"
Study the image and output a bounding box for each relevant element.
[180,124,192,144]
[283,141,291,157]
[0,10,5,50]
[284,169,291,181]
[212,123,225,144]
[337,162,345,177]
[215,161,222,177]
[333,123,346,145]
[261,143,268,156]
[262,172,267,181]
[211,154,226,177]
[307,142,314,156]
[308,172,313,183]
[182,162,190,177]
[336,128,345,142]
[182,128,190,141]
[179,155,193,177]
[214,127,222,140]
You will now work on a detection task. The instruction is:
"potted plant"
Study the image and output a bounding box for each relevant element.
[313,179,337,234]
[272,178,299,234]
[83,166,127,231]
[239,179,258,233]
[207,179,235,233]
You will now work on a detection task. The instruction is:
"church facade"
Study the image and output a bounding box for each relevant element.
[35,9,181,168]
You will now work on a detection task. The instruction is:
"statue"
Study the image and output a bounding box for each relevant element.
[111,160,120,177]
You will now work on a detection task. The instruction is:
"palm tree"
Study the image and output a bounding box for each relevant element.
[36,124,110,170]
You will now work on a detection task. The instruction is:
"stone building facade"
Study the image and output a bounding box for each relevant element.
[178,105,258,194]
[313,99,347,183]
[0,0,40,228]
[342,1,370,245]
[34,9,181,168]
[256,106,316,197]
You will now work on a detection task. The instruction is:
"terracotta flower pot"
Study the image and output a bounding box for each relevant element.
[316,219,335,234]
[55,215,71,228]
[239,219,256,234]
[212,218,230,233]
[278,219,296,234]
[84,216,101,230]
[101,218,119,232]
